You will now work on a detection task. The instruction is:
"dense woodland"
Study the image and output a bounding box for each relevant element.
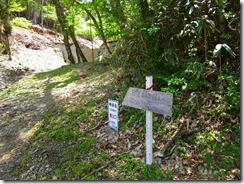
[0,0,241,180]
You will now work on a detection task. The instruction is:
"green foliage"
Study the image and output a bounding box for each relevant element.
[217,74,240,115]
[0,43,4,54]
[114,154,172,180]
[160,59,210,97]
[195,126,240,177]
[0,0,240,180]
[213,43,236,58]
[3,22,12,35]
[10,1,25,13]
[42,4,57,21]
[197,15,216,36]
[75,18,98,40]
[139,165,173,180]
[11,17,31,29]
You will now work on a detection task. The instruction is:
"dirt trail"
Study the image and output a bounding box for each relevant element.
[0,26,78,179]
[0,26,66,89]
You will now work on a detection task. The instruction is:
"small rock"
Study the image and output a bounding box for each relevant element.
[53,176,57,180]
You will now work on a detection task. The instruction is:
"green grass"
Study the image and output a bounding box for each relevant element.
[111,154,172,180]
[34,64,80,90]
[21,62,173,180]
[0,65,81,101]
[1,61,240,180]
[194,125,240,179]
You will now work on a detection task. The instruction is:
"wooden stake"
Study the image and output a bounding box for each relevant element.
[146,76,153,165]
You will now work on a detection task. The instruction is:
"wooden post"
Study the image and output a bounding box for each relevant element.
[122,77,173,166]
[146,76,153,165]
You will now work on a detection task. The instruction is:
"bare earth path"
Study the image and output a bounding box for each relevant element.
[0,26,77,179]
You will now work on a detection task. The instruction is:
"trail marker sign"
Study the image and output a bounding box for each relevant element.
[122,76,173,165]
[122,87,173,116]
[108,99,119,132]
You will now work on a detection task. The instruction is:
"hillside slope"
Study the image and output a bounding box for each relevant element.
[0,27,240,180]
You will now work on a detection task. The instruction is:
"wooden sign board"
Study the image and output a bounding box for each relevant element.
[122,87,173,117]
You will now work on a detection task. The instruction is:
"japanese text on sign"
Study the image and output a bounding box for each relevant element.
[108,100,119,132]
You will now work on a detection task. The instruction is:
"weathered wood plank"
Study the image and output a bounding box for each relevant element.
[122,87,173,116]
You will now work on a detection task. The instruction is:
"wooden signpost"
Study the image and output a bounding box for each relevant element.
[122,87,173,116]
[122,76,173,165]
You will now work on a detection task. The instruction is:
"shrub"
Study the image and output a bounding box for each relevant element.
[11,17,32,29]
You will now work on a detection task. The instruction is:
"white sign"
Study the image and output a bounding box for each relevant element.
[108,99,119,132]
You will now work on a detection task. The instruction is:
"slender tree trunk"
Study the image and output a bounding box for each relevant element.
[33,0,37,24]
[84,8,112,54]
[75,0,112,54]
[54,0,75,64]
[63,30,75,64]
[139,0,150,21]
[94,7,112,54]
[40,0,44,27]
[69,0,88,63]
[218,1,227,34]
[5,35,11,60]
[0,25,2,42]
[4,0,12,60]
[204,27,207,63]
[26,0,29,19]
[0,0,3,42]
[68,25,88,63]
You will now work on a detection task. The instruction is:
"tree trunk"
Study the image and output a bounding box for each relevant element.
[139,0,150,21]
[40,0,44,27]
[0,1,3,42]
[0,26,2,42]
[68,25,88,63]
[4,0,12,60]
[217,1,227,34]
[63,30,75,64]
[33,0,37,24]
[54,0,75,64]
[84,8,112,54]
[204,27,207,63]
[5,35,11,60]
[75,0,112,54]
[94,7,112,54]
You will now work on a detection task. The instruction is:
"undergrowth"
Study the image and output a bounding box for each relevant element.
[2,41,239,180]
[106,35,240,180]
[11,17,32,29]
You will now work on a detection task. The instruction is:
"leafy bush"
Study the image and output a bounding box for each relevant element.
[76,20,98,40]
[11,17,32,29]
[0,43,4,55]
[217,74,240,115]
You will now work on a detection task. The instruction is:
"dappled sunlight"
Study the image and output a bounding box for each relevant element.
[18,122,41,142]
[0,152,12,164]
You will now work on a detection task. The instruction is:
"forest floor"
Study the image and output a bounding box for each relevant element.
[0,26,240,180]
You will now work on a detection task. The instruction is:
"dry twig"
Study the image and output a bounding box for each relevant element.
[160,121,184,156]
[81,156,116,180]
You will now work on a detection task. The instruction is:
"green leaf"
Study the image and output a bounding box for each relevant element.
[213,44,222,58]
[222,43,236,57]
[197,20,203,35]
[213,43,236,58]
[189,7,194,15]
